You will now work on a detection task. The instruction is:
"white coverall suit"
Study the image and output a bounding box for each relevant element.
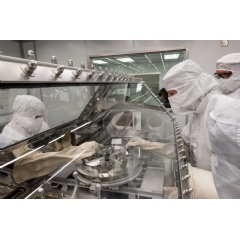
[207,99,240,198]
[2,95,49,146]
[163,59,233,198]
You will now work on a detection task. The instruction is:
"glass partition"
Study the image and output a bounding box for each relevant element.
[0,86,96,148]
[89,49,186,95]
[0,82,166,149]
[0,53,189,199]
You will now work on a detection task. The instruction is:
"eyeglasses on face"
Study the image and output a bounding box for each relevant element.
[214,72,232,79]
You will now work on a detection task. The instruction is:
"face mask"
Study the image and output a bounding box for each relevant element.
[21,116,44,135]
[218,73,240,93]
[169,93,196,115]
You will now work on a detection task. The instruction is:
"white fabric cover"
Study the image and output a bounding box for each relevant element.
[216,53,240,95]
[207,99,240,198]
[13,140,102,184]
[2,95,49,145]
[188,164,219,199]
[163,59,219,115]
[126,137,175,158]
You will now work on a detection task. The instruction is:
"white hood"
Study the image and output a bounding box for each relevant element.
[163,59,219,115]
[2,95,49,145]
[216,53,240,94]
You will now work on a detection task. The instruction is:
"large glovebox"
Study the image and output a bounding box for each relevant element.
[0,53,192,199]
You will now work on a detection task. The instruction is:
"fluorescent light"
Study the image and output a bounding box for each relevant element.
[92,60,108,64]
[117,57,134,63]
[164,54,180,60]
[105,57,140,72]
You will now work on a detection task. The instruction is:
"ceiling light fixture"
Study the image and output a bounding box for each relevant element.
[117,57,135,63]
[164,54,180,60]
[92,60,108,64]
[105,57,140,72]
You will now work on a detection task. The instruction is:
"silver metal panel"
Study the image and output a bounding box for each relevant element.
[0,55,142,83]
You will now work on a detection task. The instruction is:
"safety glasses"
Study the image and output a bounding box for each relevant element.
[214,72,232,79]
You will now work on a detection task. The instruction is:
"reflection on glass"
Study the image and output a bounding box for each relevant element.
[90,49,186,96]
[0,82,165,149]
[1,95,49,147]
[0,86,96,148]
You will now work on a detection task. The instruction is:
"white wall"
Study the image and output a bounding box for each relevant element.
[0,40,21,57]
[22,41,34,58]
[34,40,240,76]
[189,40,240,74]
[2,40,240,76]
[35,40,87,66]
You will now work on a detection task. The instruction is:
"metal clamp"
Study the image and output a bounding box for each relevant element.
[37,187,45,199]
[176,134,182,140]
[27,50,35,60]
[86,71,93,78]
[22,60,37,76]
[98,67,103,77]
[181,174,191,181]
[80,62,85,69]
[178,149,185,155]
[53,65,64,78]
[177,139,183,144]
[73,68,82,78]
[178,143,184,148]
[182,188,193,196]
[51,55,57,64]
[68,59,73,67]
[178,156,187,162]
[180,163,188,170]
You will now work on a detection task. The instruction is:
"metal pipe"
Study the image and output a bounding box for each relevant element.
[0,145,45,169]
[49,134,65,144]
[70,121,92,133]
[0,55,104,73]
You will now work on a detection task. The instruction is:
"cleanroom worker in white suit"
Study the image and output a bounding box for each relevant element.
[215,53,240,99]
[162,59,234,198]
[2,95,49,146]
[163,59,223,171]
[207,99,240,198]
